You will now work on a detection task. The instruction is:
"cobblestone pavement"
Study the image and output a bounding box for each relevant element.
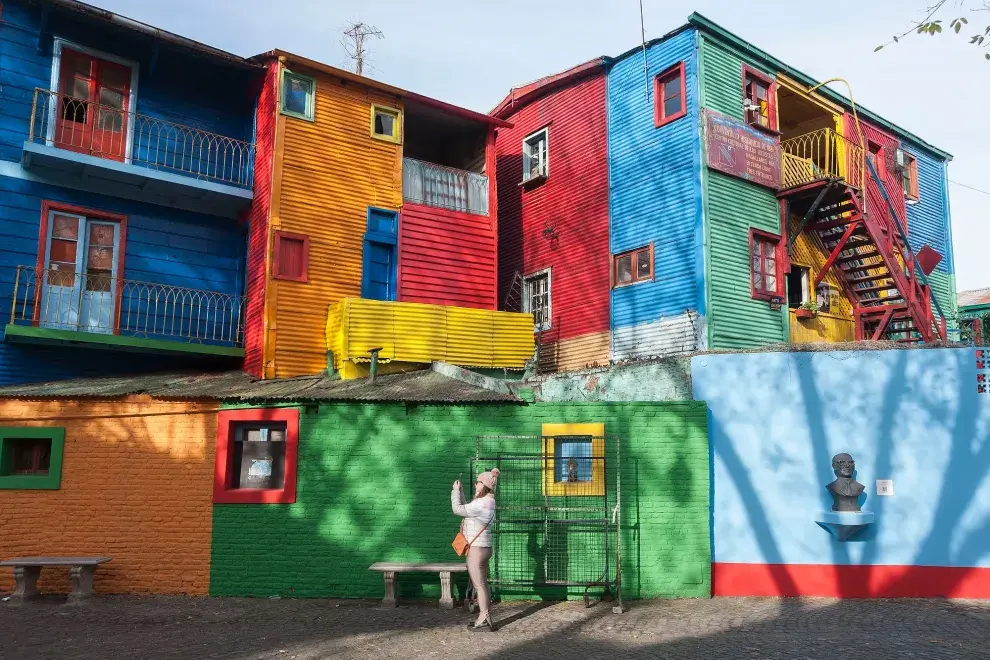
[3,595,990,659]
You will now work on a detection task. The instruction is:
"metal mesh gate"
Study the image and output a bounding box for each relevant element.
[471,434,622,609]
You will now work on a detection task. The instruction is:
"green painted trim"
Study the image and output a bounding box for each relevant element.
[280,69,316,122]
[960,303,990,317]
[686,13,952,161]
[0,427,65,490]
[4,324,244,357]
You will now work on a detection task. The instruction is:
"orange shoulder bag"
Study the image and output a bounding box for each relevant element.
[452,517,490,557]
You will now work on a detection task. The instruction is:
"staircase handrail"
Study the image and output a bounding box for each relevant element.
[864,157,948,335]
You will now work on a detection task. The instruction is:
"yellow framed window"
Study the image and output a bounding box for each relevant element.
[541,423,605,497]
[370,105,401,143]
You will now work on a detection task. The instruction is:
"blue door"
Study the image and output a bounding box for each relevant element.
[362,240,396,301]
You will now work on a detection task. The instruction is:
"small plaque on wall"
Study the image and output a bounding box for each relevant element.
[768,296,783,311]
[876,479,894,496]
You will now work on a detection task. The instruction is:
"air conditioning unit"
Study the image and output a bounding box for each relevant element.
[894,148,906,172]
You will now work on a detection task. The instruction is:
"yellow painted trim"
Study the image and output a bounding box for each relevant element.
[777,74,844,116]
[541,423,605,497]
[370,104,402,144]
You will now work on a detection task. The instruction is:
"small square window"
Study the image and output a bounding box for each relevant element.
[281,70,315,121]
[370,105,401,143]
[613,244,653,288]
[214,408,299,504]
[231,423,287,490]
[273,231,309,283]
[654,62,686,127]
[522,128,549,183]
[523,270,551,331]
[743,66,777,132]
[10,439,52,475]
[542,423,605,497]
[0,428,65,490]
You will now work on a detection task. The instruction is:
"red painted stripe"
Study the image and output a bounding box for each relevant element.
[714,562,990,599]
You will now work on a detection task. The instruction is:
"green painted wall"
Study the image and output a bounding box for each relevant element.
[700,36,787,349]
[209,401,710,600]
[928,270,958,332]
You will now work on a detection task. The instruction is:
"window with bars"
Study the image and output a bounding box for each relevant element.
[523,270,551,331]
[654,62,686,127]
[613,244,653,288]
[522,128,549,183]
[750,229,781,300]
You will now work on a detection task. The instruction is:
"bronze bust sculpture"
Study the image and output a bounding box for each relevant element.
[827,453,865,512]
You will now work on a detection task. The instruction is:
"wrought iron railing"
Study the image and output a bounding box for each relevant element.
[28,88,255,188]
[9,266,245,346]
[780,128,865,190]
[402,157,489,215]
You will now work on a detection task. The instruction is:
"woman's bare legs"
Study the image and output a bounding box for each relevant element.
[466,546,492,625]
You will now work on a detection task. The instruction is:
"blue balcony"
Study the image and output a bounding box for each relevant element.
[22,88,254,218]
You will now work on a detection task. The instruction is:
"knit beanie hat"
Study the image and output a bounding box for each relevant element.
[477,468,500,490]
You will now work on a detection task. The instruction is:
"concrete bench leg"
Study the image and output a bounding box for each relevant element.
[439,571,454,610]
[68,565,96,603]
[381,571,397,608]
[10,566,41,604]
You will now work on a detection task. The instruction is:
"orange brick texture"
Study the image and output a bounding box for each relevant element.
[0,396,217,595]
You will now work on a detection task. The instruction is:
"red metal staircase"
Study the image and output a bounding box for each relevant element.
[780,163,946,343]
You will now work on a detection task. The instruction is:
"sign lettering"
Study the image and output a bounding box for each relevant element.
[705,110,782,190]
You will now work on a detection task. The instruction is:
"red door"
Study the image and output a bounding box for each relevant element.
[55,48,131,162]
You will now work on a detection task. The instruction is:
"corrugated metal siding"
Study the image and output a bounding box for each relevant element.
[609,29,703,344]
[536,331,610,373]
[611,311,703,362]
[790,230,853,318]
[243,61,278,377]
[789,313,855,343]
[398,203,495,309]
[849,115,906,236]
[270,70,403,378]
[494,68,610,369]
[325,298,534,376]
[904,147,955,324]
[701,38,786,349]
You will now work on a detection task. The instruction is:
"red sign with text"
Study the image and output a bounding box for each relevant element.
[705,110,781,190]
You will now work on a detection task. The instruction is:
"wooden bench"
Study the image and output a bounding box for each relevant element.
[369,562,468,610]
[1,557,112,604]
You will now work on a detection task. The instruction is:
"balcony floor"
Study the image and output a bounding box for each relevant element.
[4,324,244,358]
[21,142,253,219]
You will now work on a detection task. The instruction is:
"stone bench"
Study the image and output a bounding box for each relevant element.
[368,562,468,610]
[1,557,112,604]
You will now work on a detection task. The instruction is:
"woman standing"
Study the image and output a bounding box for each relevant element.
[452,468,499,631]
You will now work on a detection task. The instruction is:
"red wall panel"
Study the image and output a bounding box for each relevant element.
[495,71,610,345]
[243,61,278,377]
[398,203,497,309]
[845,114,906,232]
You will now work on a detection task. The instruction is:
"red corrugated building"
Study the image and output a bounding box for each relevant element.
[493,60,611,372]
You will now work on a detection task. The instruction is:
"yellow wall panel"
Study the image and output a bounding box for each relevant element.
[789,311,856,343]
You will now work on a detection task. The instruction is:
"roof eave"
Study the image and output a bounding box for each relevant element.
[491,57,607,119]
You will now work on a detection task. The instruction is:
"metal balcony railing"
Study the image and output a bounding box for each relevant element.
[780,128,865,190]
[9,266,245,346]
[403,157,489,216]
[28,88,255,188]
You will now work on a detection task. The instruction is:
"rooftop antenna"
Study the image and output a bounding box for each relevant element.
[341,22,384,76]
[639,0,649,97]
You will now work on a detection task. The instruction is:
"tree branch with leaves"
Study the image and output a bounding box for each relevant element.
[876,1,990,59]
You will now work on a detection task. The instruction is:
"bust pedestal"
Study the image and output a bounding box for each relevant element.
[814,511,875,541]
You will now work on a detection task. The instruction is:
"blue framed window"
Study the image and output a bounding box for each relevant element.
[553,436,592,483]
[361,208,398,301]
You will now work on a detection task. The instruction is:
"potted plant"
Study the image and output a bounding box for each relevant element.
[795,301,819,319]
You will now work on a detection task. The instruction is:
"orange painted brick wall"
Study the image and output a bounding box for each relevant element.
[0,396,217,595]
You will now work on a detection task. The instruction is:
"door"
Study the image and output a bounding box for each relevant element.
[55,48,131,161]
[40,211,121,334]
[361,240,396,301]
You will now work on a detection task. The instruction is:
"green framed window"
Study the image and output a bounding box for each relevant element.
[281,70,315,122]
[0,427,66,490]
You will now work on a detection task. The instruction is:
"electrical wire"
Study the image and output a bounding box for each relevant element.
[950,180,990,197]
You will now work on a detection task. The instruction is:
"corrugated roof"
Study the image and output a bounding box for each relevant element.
[0,369,522,404]
[959,288,990,309]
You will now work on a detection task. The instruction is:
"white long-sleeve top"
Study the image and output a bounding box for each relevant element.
[451,488,495,548]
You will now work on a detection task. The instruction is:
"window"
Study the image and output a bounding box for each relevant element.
[750,229,782,300]
[522,128,549,183]
[370,105,401,143]
[214,408,299,504]
[901,152,919,200]
[743,66,777,131]
[654,62,687,127]
[787,265,810,308]
[361,208,398,301]
[523,270,551,331]
[281,70,315,121]
[541,423,605,497]
[867,141,885,179]
[0,427,65,490]
[613,244,654,288]
[273,231,309,282]
[37,201,126,335]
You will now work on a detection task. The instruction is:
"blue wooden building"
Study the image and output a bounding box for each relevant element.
[0,0,259,384]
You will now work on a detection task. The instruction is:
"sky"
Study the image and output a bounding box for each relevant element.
[86,0,989,293]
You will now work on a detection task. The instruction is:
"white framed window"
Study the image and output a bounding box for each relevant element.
[522,128,549,183]
[523,269,551,331]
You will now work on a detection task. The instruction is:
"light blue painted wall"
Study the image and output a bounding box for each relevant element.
[607,29,704,330]
[694,348,990,569]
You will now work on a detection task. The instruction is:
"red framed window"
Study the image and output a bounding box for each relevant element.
[742,66,777,132]
[750,229,782,300]
[902,152,919,200]
[654,62,687,127]
[214,408,300,504]
[273,231,309,282]
[612,244,654,288]
[867,141,885,179]
[56,47,133,162]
